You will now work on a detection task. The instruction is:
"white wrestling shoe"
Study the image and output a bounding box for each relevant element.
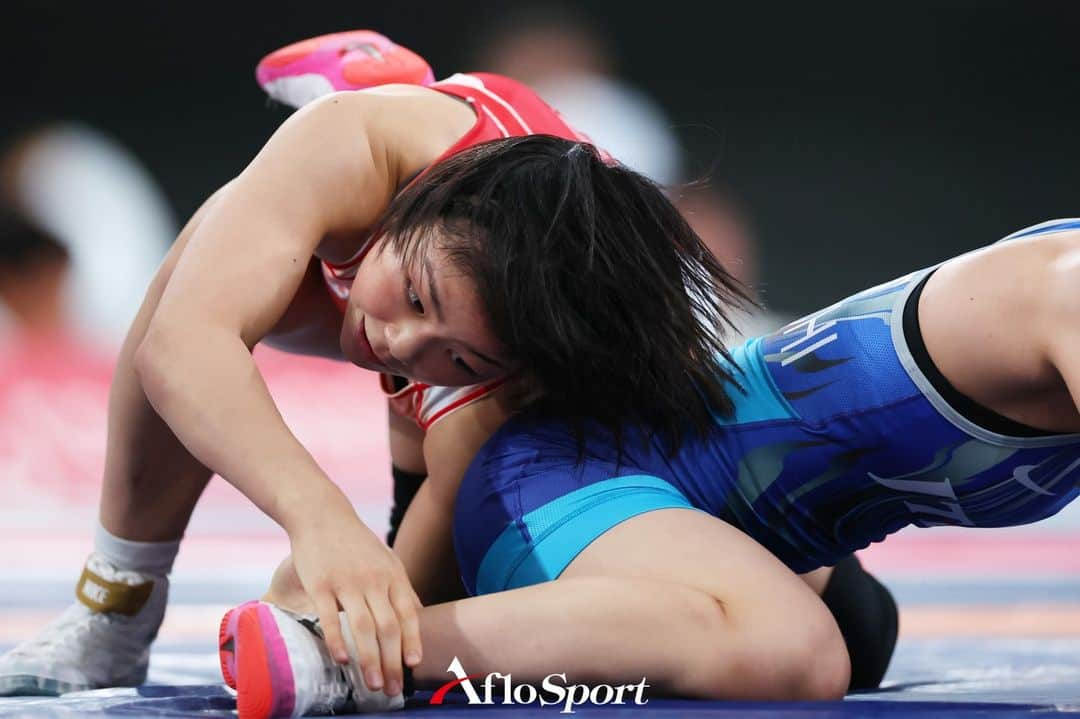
[0,553,167,695]
[221,601,403,718]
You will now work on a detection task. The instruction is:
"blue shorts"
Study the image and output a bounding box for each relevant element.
[453,219,1080,596]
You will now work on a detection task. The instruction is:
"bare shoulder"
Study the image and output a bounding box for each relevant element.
[1038,229,1080,364]
[1041,229,1080,311]
[315,84,479,191]
[919,228,1080,429]
[356,84,478,169]
[928,228,1080,345]
[240,87,475,231]
[233,92,395,232]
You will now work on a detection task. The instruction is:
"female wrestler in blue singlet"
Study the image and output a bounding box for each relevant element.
[449,217,1080,700]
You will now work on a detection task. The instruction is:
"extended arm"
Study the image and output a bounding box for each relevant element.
[135,94,394,533]
[133,93,423,691]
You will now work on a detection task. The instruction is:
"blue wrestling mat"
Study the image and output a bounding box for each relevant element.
[2,637,1078,718]
[5,534,1080,718]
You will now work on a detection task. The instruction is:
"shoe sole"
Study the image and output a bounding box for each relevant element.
[218,600,259,689]
[0,668,147,697]
[229,603,297,719]
[0,675,79,696]
[256,29,434,92]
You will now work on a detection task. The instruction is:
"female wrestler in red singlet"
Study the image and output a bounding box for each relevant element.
[0,30,596,702]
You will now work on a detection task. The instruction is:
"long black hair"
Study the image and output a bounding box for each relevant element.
[377,135,751,447]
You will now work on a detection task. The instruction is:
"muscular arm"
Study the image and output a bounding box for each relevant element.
[133,92,434,681]
[1041,232,1080,426]
[920,229,1080,433]
[134,93,396,531]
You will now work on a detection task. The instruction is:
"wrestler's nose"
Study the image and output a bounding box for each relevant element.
[385,319,435,367]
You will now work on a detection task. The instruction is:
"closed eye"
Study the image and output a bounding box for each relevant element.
[454,355,478,377]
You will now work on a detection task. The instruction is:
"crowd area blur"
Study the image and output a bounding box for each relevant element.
[0,3,780,525]
[2,1,1079,545]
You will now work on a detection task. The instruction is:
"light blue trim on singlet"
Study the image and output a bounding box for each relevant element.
[474,475,696,595]
[1002,218,1080,241]
[715,337,798,426]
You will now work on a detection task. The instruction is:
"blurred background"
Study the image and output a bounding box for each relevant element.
[2,0,1080,669]
[5,0,1079,317]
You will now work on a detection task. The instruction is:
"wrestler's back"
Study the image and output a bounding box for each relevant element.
[453,221,1080,596]
[711,220,1080,571]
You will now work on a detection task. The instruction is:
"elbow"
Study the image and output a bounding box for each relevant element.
[132,323,177,402]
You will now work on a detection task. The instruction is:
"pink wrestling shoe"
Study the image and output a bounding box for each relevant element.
[219,601,403,719]
[256,30,435,109]
[217,600,255,690]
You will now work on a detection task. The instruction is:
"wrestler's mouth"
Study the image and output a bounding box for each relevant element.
[354,316,386,369]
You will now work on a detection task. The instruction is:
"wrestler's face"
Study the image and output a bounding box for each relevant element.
[341,229,513,386]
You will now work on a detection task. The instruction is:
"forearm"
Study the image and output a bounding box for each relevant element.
[414,576,770,700]
[134,325,352,528]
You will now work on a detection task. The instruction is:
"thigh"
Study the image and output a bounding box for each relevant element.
[562,509,819,616]
[263,257,346,360]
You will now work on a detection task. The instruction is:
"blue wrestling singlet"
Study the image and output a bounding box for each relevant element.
[453,219,1080,595]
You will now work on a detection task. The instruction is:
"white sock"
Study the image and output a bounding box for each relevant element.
[93,521,181,577]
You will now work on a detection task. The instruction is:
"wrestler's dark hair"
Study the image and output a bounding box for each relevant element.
[377,135,752,448]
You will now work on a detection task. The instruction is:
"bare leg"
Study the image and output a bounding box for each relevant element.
[262,511,848,701]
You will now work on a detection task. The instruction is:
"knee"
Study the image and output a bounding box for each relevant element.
[753,609,850,701]
[792,613,851,700]
[692,598,850,701]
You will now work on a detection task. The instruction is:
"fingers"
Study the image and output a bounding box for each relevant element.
[293,538,422,697]
[347,576,422,697]
[342,593,383,691]
[390,580,423,668]
[366,593,402,695]
[311,591,350,664]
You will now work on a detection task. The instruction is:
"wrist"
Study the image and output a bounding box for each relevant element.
[277,478,356,535]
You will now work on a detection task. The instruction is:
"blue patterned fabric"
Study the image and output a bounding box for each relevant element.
[453,220,1080,595]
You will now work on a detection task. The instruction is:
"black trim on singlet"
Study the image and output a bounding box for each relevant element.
[902,271,1053,438]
